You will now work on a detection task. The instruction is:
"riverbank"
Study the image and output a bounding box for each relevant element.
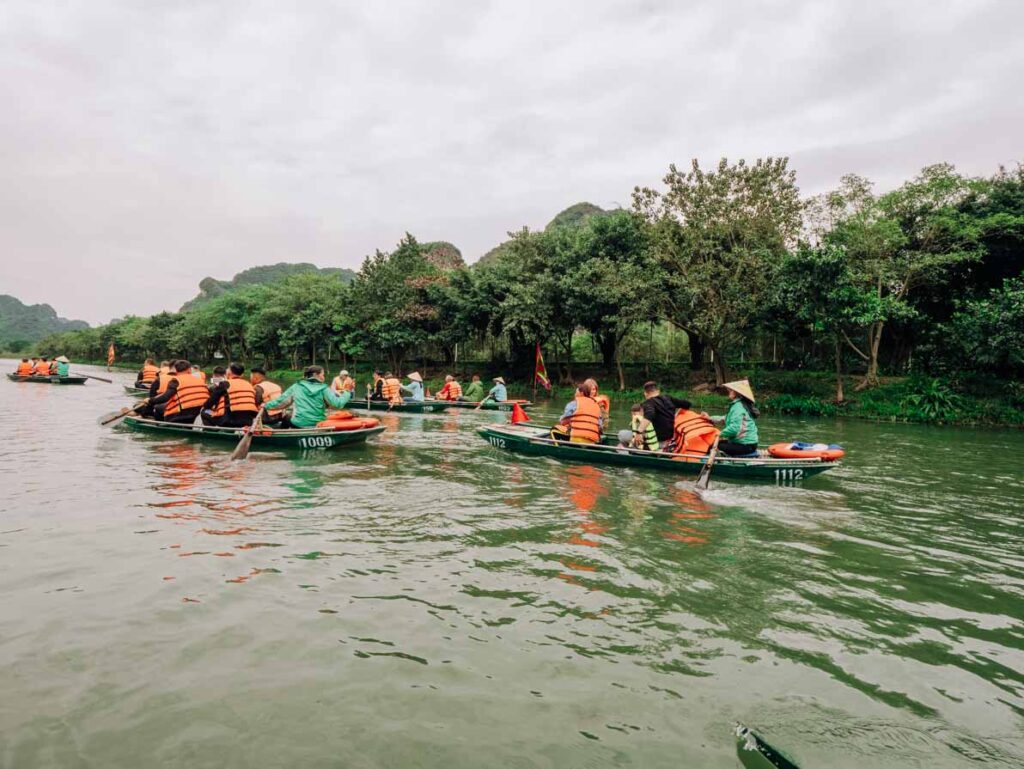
[49,358,1024,428]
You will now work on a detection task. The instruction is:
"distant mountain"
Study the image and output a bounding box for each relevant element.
[421,241,465,271]
[0,294,88,350]
[476,202,610,267]
[180,263,357,312]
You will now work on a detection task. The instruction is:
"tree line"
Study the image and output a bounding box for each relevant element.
[38,158,1024,400]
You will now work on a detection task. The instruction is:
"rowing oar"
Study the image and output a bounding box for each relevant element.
[230,407,265,461]
[75,373,114,384]
[99,400,149,426]
[695,435,722,491]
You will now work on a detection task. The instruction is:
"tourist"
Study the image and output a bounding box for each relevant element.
[436,375,463,401]
[368,370,385,400]
[463,374,484,402]
[149,360,208,424]
[262,365,350,429]
[202,362,259,427]
[630,404,659,451]
[135,358,159,388]
[15,358,34,376]
[554,383,603,444]
[250,367,284,425]
[331,369,356,394]
[641,381,693,447]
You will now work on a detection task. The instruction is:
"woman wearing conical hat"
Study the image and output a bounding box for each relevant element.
[706,379,760,457]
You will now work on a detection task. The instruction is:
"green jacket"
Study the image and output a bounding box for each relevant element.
[265,378,350,428]
[719,400,759,445]
[56,362,70,376]
[463,381,485,401]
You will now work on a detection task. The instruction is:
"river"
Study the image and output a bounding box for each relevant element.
[1,361,1022,768]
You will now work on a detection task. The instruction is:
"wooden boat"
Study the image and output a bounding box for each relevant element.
[477,424,839,482]
[7,373,87,385]
[124,385,150,396]
[122,416,385,451]
[346,398,531,413]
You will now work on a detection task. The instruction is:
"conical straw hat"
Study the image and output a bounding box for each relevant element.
[723,379,755,402]
[407,371,423,382]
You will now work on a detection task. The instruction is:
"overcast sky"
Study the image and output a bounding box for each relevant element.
[1,0,1021,324]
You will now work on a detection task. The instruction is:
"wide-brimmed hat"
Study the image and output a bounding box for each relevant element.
[55,355,70,363]
[493,376,505,385]
[407,371,423,382]
[723,379,755,402]
[339,370,349,377]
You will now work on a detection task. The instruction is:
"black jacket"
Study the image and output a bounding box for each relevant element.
[642,394,692,442]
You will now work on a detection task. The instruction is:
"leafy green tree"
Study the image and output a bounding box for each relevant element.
[634,157,803,384]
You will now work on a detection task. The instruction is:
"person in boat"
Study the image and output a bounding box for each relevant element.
[705,379,760,457]
[15,358,34,376]
[191,364,207,384]
[148,360,209,424]
[250,367,284,425]
[400,371,424,402]
[380,372,403,404]
[436,375,463,401]
[201,362,258,427]
[209,366,227,387]
[585,379,610,423]
[33,357,50,376]
[147,361,173,398]
[552,383,604,443]
[475,377,508,410]
[331,369,355,395]
[54,356,70,377]
[616,429,634,449]
[368,370,385,401]
[48,358,59,375]
[629,404,660,451]
[641,381,693,448]
[671,407,719,457]
[463,374,484,402]
[262,365,351,429]
[135,358,159,388]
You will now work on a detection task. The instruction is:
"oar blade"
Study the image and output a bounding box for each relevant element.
[230,431,254,461]
[98,408,130,426]
[735,723,800,769]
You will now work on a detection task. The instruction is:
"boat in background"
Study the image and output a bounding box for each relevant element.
[7,374,88,385]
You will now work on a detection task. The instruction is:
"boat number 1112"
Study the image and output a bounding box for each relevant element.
[774,468,804,482]
[488,437,506,449]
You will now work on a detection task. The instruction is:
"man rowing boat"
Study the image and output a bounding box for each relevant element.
[262,365,351,428]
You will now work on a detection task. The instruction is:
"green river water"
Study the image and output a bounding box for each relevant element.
[1,362,1022,768]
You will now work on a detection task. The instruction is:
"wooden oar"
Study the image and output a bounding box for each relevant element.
[230,408,265,461]
[695,435,722,490]
[735,723,800,769]
[75,373,113,383]
[99,400,149,426]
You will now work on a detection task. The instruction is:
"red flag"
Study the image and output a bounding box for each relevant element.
[510,402,531,424]
[534,342,551,391]
[106,343,116,367]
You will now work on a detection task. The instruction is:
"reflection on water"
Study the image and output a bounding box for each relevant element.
[0,361,1023,767]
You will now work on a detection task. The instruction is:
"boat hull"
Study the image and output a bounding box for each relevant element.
[477,425,837,482]
[122,416,385,451]
[124,385,150,396]
[7,374,87,385]
[346,398,530,413]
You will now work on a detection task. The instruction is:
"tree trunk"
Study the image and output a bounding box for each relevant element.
[834,337,844,404]
[598,333,616,369]
[855,321,883,391]
[709,344,728,386]
[615,344,625,391]
[686,330,705,371]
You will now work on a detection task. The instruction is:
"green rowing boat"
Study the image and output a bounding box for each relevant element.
[478,424,838,482]
[346,398,531,413]
[122,416,385,451]
[7,373,88,385]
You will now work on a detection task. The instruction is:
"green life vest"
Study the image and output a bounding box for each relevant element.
[631,414,660,451]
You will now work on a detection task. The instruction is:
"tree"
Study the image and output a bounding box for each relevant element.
[634,157,803,385]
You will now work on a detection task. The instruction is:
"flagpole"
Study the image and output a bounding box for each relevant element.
[533,342,538,402]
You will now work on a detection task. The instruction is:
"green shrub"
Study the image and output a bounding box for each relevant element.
[901,377,963,422]
[762,394,837,416]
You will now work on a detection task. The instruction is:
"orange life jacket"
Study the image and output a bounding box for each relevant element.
[15,361,34,376]
[256,380,284,416]
[672,409,719,454]
[155,372,174,396]
[193,369,207,384]
[382,377,401,402]
[569,395,602,444]
[595,393,610,417]
[162,372,209,417]
[33,361,49,375]
[211,377,257,418]
[439,381,462,400]
[139,364,159,384]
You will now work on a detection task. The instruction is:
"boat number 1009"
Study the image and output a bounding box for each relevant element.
[299,436,336,448]
[774,468,804,482]
[488,437,507,449]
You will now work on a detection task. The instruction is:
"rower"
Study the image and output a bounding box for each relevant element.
[263,365,350,429]
[135,358,159,388]
[149,360,209,424]
[54,356,70,377]
[475,377,508,410]
[400,372,424,402]
[250,367,284,425]
[15,359,34,376]
[201,362,258,427]
[641,381,693,449]
[706,379,760,457]
[463,374,484,402]
[437,375,463,401]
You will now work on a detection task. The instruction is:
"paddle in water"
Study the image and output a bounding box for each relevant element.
[230,408,265,461]
[695,435,721,491]
[99,400,149,427]
[734,723,801,769]
[76,373,114,384]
